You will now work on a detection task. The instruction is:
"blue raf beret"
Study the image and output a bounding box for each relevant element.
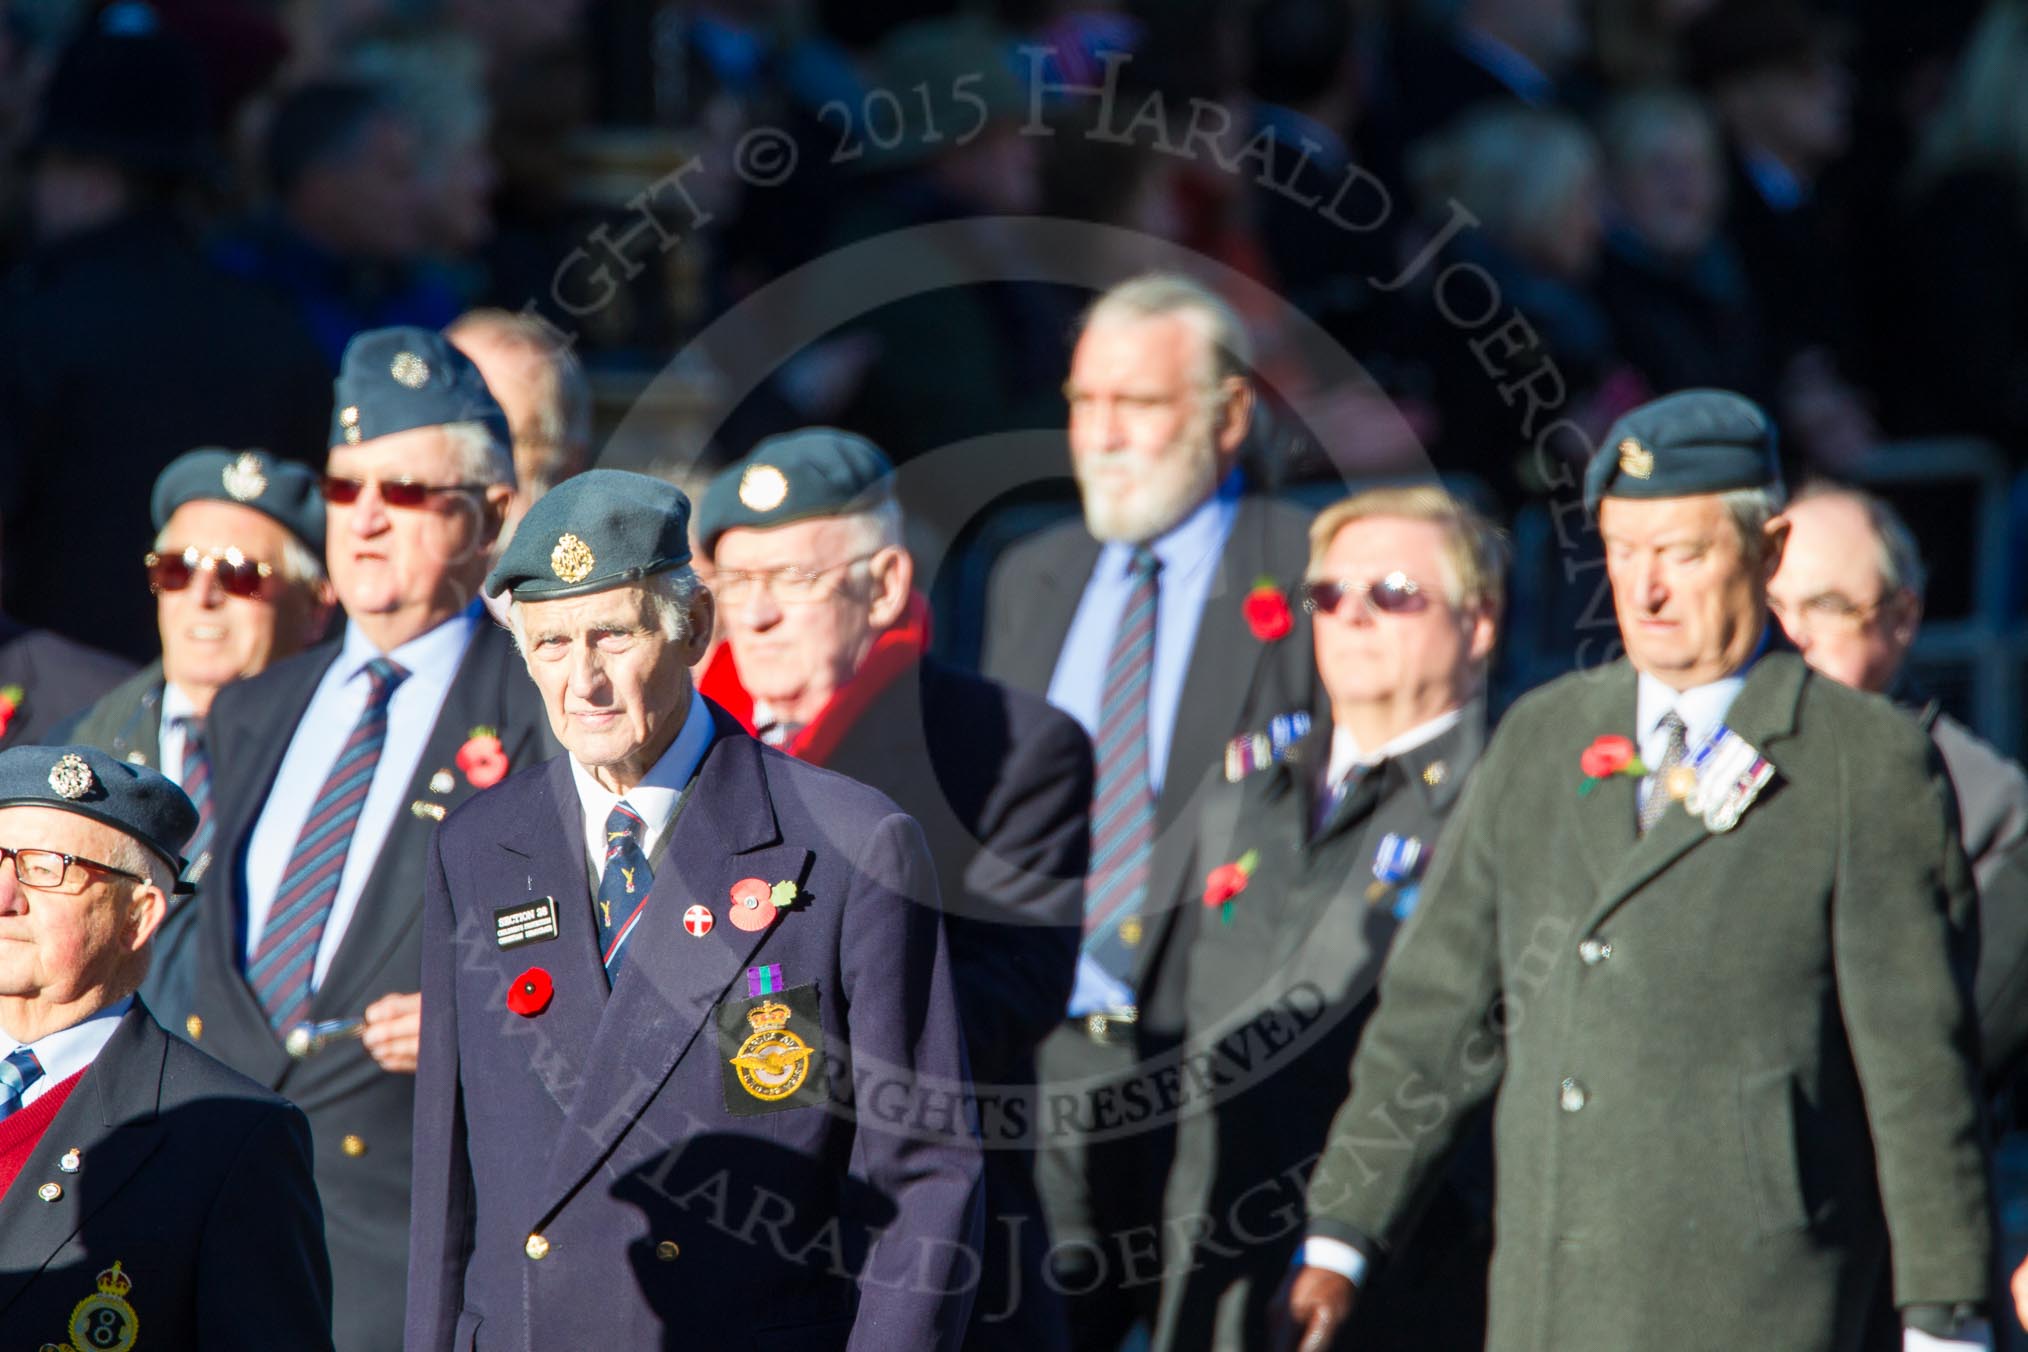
[329,325,509,453]
[151,448,326,556]
[0,744,198,888]
[1585,389,1782,517]
[696,428,895,556]
[484,469,692,601]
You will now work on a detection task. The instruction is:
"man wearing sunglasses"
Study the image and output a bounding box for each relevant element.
[1154,485,1503,1352]
[0,744,333,1350]
[694,429,1090,1350]
[980,273,1319,1350]
[61,448,333,1026]
[180,326,559,1352]
[1278,392,1995,1352]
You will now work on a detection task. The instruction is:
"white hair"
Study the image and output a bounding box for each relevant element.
[506,566,702,652]
[447,308,593,493]
[1722,485,1788,563]
[1080,272,1254,388]
[106,832,176,895]
[440,420,518,490]
[832,494,906,558]
[152,523,325,587]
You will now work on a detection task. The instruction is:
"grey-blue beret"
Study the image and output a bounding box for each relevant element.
[696,428,895,556]
[0,744,198,887]
[1585,389,1782,517]
[329,325,509,452]
[483,469,692,601]
[151,448,326,555]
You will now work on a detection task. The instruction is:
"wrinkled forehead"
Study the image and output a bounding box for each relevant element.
[516,582,662,636]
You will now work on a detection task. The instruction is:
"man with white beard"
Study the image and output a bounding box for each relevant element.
[981,273,1320,1351]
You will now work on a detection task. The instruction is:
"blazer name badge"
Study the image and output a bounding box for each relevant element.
[494,896,560,949]
[718,983,825,1116]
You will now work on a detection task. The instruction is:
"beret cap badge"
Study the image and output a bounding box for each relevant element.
[550,533,596,584]
[1617,438,1655,480]
[738,463,790,513]
[48,753,95,800]
[221,451,268,502]
[389,351,431,389]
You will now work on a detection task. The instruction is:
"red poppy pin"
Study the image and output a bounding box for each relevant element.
[457,725,509,789]
[506,966,553,1017]
[1578,735,1646,795]
[1202,850,1260,926]
[1242,577,1293,642]
[0,685,22,739]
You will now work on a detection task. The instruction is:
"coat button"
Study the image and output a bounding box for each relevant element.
[655,1240,681,1262]
[525,1233,550,1260]
[341,1134,367,1157]
[1578,938,1612,966]
[1559,1077,1587,1113]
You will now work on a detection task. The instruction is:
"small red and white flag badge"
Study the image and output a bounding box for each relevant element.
[728,877,778,932]
[506,966,553,1017]
[683,904,715,937]
[1202,850,1260,926]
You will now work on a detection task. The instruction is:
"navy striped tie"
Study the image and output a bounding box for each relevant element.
[594,802,655,981]
[178,716,214,882]
[0,1046,43,1122]
[1083,547,1161,984]
[249,658,407,1030]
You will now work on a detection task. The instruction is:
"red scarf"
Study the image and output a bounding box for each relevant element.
[697,592,931,767]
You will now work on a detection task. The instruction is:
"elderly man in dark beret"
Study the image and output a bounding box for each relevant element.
[182,326,558,1351]
[695,428,1090,1351]
[1278,391,1994,1352]
[407,468,983,1350]
[60,448,334,1025]
[0,744,332,1349]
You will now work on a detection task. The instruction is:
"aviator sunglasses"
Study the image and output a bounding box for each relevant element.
[145,544,274,599]
[1300,571,1429,617]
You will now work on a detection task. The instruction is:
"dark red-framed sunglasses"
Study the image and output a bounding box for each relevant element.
[1301,571,1429,617]
[322,475,489,508]
[145,545,274,599]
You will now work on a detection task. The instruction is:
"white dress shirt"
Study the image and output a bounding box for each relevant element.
[568,686,715,881]
[157,682,200,786]
[240,605,480,988]
[1,997,131,1108]
[1322,708,1466,793]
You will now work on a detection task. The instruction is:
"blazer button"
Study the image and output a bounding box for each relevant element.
[1559,1077,1587,1113]
[1578,938,1612,966]
[655,1240,681,1262]
[341,1135,367,1157]
[525,1233,550,1261]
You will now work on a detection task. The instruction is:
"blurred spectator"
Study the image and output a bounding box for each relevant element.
[0,3,330,660]
[346,32,496,265]
[211,79,460,366]
[1587,0,1721,88]
[446,307,592,537]
[1374,0,1587,164]
[1595,87,1769,397]
[1886,0,2028,458]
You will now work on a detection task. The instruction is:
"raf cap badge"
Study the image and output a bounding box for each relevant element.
[550,533,595,584]
[738,463,790,512]
[48,754,94,800]
[1618,437,1655,480]
[720,984,825,1114]
[389,351,431,389]
[221,451,268,502]
[338,404,362,445]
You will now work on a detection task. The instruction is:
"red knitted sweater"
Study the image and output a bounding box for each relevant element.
[0,1070,86,1199]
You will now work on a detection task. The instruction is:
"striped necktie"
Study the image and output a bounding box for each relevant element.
[595,801,655,981]
[249,657,408,1030]
[1082,547,1161,986]
[0,1047,44,1122]
[177,716,214,882]
[1639,711,1688,837]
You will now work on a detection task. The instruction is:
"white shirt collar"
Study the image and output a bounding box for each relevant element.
[1634,632,1770,761]
[160,681,199,726]
[338,601,482,683]
[569,686,715,876]
[1325,707,1465,789]
[1,996,131,1104]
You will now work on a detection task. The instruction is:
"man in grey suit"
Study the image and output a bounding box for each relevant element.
[981,273,1319,1349]
[1277,391,1994,1352]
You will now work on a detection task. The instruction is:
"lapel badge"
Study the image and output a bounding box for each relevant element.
[1618,437,1654,479]
[505,966,554,1017]
[769,880,798,909]
[58,1148,80,1173]
[429,769,455,795]
[1421,760,1448,787]
[1120,916,1144,947]
[730,998,813,1102]
[124,751,147,765]
[64,1262,138,1352]
[1663,764,1699,801]
[48,753,94,800]
[390,351,431,388]
[221,451,268,502]
[550,533,595,584]
[683,904,715,936]
[738,463,790,512]
[411,800,446,822]
[729,877,778,932]
[37,1181,61,1201]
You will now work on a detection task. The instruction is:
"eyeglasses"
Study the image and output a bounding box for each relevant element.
[710,556,874,606]
[1767,591,1887,636]
[145,545,274,599]
[0,845,146,893]
[322,475,489,508]
[1301,571,1429,617]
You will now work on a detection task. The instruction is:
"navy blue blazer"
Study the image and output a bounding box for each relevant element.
[406,700,984,1351]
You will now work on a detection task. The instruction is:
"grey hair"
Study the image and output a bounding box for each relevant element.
[832,494,906,558]
[152,524,326,587]
[1790,481,1929,600]
[106,833,176,896]
[440,420,518,490]
[506,566,702,652]
[1721,485,1788,563]
[1079,272,1254,387]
